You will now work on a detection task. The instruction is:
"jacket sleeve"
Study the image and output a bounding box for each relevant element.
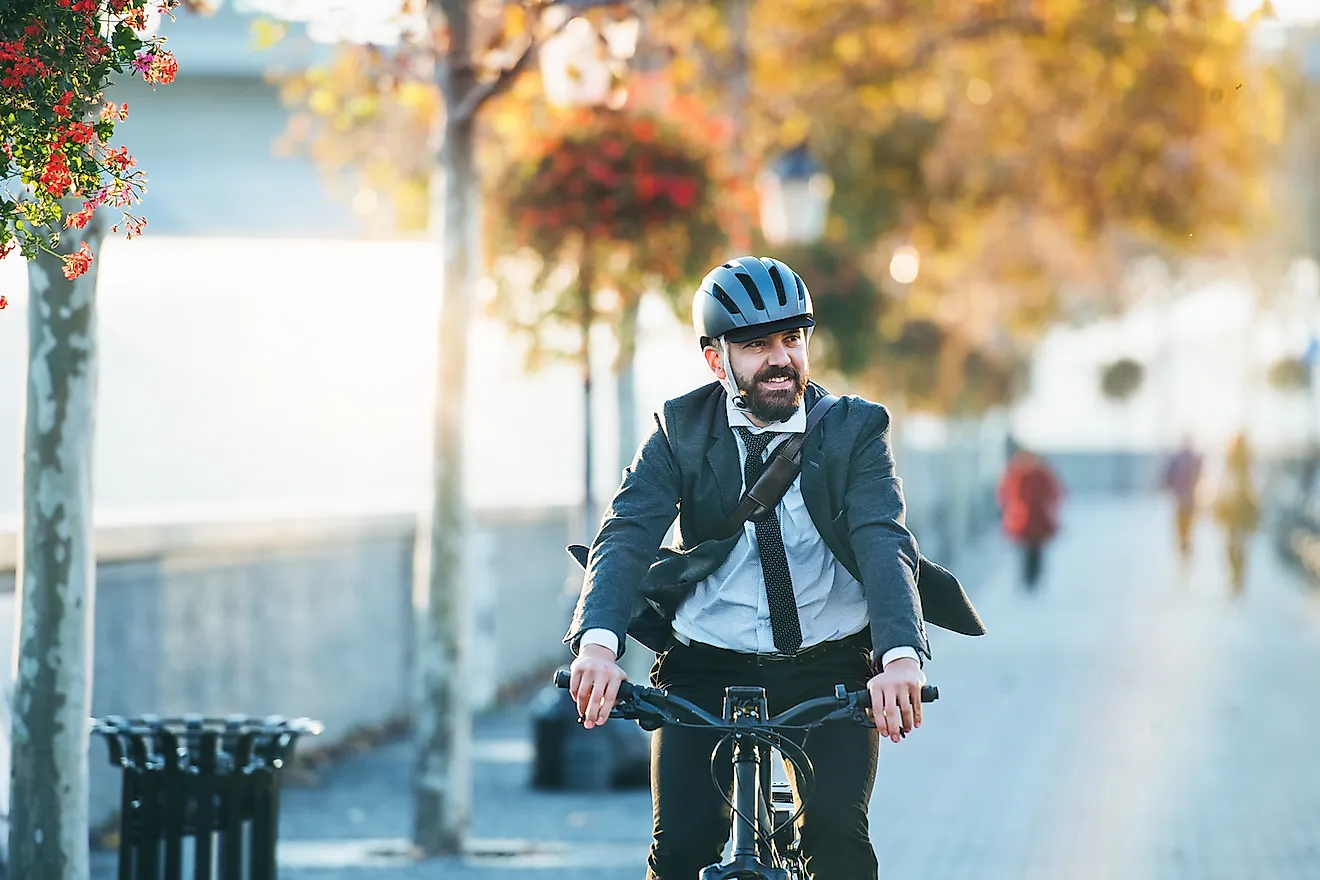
[563,411,682,658]
[841,403,930,661]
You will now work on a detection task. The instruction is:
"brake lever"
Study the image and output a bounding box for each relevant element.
[582,696,670,732]
[824,696,914,736]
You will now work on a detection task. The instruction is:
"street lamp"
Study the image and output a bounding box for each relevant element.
[756,143,834,245]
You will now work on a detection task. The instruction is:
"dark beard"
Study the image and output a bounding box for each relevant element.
[735,363,808,423]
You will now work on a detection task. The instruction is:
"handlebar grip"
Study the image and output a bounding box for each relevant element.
[552,669,635,700]
[921,685,938,703]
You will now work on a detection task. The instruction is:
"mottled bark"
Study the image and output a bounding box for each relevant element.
[413,0,477,856]
[580,244,596,536]
[10,214,106,880]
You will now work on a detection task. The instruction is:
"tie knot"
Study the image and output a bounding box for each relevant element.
[736,426,776,460]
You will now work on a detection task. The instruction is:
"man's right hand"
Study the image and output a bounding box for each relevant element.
[568,644,627,729]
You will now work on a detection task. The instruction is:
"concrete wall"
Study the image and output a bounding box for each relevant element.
[0,505,577,829]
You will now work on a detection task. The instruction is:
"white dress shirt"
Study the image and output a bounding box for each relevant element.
[582,396,920,670]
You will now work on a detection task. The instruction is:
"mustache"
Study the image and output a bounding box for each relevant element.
[754,365,801,385]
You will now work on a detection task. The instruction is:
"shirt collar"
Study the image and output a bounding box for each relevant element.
[725,395,806,435]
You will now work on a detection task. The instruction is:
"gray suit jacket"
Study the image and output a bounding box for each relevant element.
[564,381,983,660]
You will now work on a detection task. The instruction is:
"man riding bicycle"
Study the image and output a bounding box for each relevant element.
[565,256,981,879]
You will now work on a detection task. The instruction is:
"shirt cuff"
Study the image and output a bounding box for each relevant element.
[580,628,619,658]
[880,646,921,669]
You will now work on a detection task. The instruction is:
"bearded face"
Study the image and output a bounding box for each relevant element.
[730,353,809,424]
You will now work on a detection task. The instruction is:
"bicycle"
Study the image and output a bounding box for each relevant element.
[554,670,938,879]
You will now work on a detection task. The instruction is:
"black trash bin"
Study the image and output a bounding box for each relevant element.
[90,714,322,880]
[529,674,650,791]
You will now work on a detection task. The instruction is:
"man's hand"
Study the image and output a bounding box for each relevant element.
[568,643,627,729]
[866,657,926,743]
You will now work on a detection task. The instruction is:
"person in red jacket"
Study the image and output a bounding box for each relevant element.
[997,447,1064,591]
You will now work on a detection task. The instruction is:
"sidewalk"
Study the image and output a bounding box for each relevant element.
[89,496,1320,879]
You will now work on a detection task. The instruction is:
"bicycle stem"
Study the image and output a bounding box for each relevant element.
[730,733,762,860]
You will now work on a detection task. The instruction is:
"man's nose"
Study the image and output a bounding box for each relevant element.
[766,341,790,365]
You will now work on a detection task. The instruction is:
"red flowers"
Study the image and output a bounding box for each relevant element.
[64,202,96,230]
[104,146,136,172]
[146,50,178,85]
[490,110,721,286]
[61,243,93,280]
[67,121,95,146]
[40,152,73,196]
[2,1,178,279]
[52,90,75,118]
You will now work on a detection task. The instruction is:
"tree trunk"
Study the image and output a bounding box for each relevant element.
[10,214,106,880]
[580,243,596,538]
[615,294,640,475]
[413,0,477,856]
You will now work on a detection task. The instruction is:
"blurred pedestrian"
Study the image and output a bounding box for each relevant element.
[997,447,1064,591]
[1162,436,1204,562]
[1211,432,1260,597]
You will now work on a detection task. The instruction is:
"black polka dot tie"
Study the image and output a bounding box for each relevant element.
[736,427,803,654]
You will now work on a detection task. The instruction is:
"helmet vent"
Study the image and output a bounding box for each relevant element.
[768,265,788,307]
[736,274,766,311]
[711,284,742,315]
[795,275,806,303]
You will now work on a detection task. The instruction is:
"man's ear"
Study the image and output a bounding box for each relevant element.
[703,345,727,380]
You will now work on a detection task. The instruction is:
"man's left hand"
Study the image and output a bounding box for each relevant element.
[866,657,926,743]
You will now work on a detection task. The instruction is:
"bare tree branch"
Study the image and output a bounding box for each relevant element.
[452,33,539,121]
[451,0,627,122]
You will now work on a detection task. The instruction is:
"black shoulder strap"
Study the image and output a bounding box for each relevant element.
[711,394,840,540]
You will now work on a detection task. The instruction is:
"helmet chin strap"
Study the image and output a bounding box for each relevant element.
[716,337,752,411]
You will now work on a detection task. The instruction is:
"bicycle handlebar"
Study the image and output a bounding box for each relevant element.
[553,670,937,731]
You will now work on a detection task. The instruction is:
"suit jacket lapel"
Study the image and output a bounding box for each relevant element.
[705,401,742,521]
[799,423,835,542]
[800,387,857,573]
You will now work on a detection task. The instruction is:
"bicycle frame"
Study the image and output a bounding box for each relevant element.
[704,686,795,880]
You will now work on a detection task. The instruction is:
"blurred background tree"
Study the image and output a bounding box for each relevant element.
[484,107,724,519]
[260,0,1286,476]
[645,0,1281,411]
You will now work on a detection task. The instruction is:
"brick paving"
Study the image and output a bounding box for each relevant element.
[89,496,1320,879]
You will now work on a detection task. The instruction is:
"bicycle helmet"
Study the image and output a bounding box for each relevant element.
[692,256,814,348]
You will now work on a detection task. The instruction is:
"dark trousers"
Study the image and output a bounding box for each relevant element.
[1022,542,1044,588]
[645,634,879,880]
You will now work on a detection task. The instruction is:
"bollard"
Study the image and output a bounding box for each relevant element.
[91,714,323,880]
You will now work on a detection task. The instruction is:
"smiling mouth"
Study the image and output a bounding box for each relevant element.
[760,376,795,390]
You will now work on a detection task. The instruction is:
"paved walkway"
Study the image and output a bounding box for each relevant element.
[89,496,1320,879]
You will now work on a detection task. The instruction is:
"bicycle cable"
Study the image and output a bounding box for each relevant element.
[706,727,819,859]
